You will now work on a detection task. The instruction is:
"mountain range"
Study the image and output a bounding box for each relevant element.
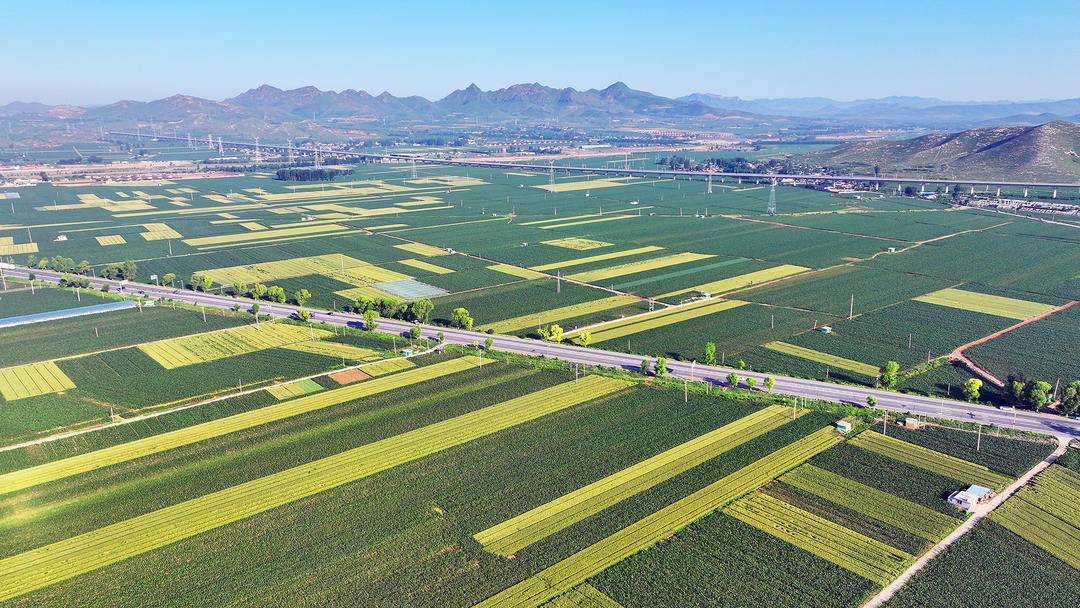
[799,120,1080,181]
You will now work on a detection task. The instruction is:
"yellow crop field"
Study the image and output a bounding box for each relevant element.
[0,242,37,255]
[567,252,715,283]
[487,264,547,280]
[393,242,448,257]
[0,357,477,497]
[0,236,11,245]
[546,585,624,608]
[139,323,329,369]
[781,464,957,541]
[475,426,842,608]
[182,224,351,247]
[239,222,267,231]
[567,298,747,342]
[0,374,629,601]
[257,181,412,202]
[763,342,881,377]
[851,431,1011,489]
[991,465,1080,569]
[913,287,1057,320]
[530,246,664,272]
[139,223,182,241]
[94,235,127,246]
[725,492,914,585]
[365,223,408,231]
[396,258,453,274]
[358,357,416,376]
[280,340,379,361]
[475,406,800,556]
[658,264,809,299]
[0,362,76,401]
[202,254,410,287]
[266,378,323,400]
[535,178,633,193]
[541,237,613,250]
[539,215,638,230]
[480,295,639,334]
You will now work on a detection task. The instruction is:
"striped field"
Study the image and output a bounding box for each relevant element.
[0,375,630,602]
[266,378,323,400]
[781,464,957,541]
[538,215,638,230]
[393,242,447,257]
[725,491,914,585]
[280,340,380,361]
[530,246,665,272]
[397,258,455,274]
[990,465,1080,569]
[534,179,633,193]
[657,264,809,299]
[565,298,747,342]
[475,426,842,608]
[357,358,416,376]
[182,224,351,247]
[0,357,478,496]
[202,254,410,287]
[474,406,802,556]
[139,323,330,369]
[487,264,548,280]
[546,584,624,608]
[94,235,127,246]
[763,342,881,377]
[567,253,715,283]
[541,238,613,250]
[913,287,1057,320]
[0,361,76,401]
[479,295,640,334]
[851,431,1011,489]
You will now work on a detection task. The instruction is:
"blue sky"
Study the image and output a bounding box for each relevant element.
[4,0,1078,105]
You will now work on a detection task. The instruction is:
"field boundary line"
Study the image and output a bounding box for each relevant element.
[861,439,1067,608]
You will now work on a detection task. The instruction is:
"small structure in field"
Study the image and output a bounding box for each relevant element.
[902,417,922,429]
[948,485,995,512]
[835,420,853,433]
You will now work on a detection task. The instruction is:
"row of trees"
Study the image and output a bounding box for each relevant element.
[341,296,434,324]
[25,255,138,281]
[274,168,354,181]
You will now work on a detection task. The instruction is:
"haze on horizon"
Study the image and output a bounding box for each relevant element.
[4,0,1079,106]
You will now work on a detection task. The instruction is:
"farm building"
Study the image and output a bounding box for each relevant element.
[947,485,995,512]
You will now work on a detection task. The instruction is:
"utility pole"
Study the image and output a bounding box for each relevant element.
[976,424,982,451]
[849,294,854,320]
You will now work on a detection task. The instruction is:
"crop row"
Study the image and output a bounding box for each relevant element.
[0,357,478,495]
[851,431,1010,489]
[566,252,714,283]
[139,322,329,369]
[725,491,914,586]
[474,405,800,557]
[780,464,956,541]
[763,341,880,377]
[0,361,76,401]
[0,374,630,601]
[475,425,842,608]
[479,295,638,335]
[991,492,1080,570]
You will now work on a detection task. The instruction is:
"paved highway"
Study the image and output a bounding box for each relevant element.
[109,132,1080,190]
[4,263,1078,439]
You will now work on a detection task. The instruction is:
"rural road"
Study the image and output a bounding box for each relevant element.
[4,263,1080,440]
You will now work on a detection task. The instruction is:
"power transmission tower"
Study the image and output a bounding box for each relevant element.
[707,173,713,194]
[767,179,777,215]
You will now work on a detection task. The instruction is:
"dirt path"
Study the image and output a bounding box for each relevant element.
[862,438,1069,608]
[949,300,1078,387]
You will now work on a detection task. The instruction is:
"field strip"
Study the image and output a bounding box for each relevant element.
[567,299,747,342]
[201,253,411,287]
[0,357,479,496]
[279,341,380,361]
[913,287,1058,320]
[474,426,842,608]
[530,246,665,272]
[541,238,613,251]
[139,323,332,369]
[567,253,715,283]
[657,264,810,299]
[398,259,455,275]
[0,362,76,401]
[534,179,634,193]
[487,264,548,280]
[725,491,914,585]
[266,378,322,400]
[538,215,639,230]
[393,242,448,257]
[182,224,350,247]
[990,465,1080,569]
[479,296,640,334]
[781,464,957,540]
[355,358,416,376]
[0,375,629,602]
[474,406,801,556]
[612,257,751,291]
[545,584,624,608]
[763,342,880,377]
[851,431,1011,489]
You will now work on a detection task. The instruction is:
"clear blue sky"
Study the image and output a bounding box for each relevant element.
[5,0,1078,105]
